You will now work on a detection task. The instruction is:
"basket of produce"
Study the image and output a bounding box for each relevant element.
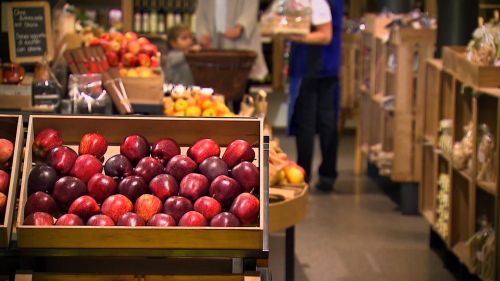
[17,115,267,250]
[185,50,256,102]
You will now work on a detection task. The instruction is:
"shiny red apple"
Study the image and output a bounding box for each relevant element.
[178,211,207,227]
[118,176,148,202]
[27,164,58,194]
[24,212,54,226]
[165,155,197,181]
[179,173,209,202]
[135,194,162,221]
[230,193,260,225]
[198,156,228,182]
[68,195,100,221]
[117,212,145,226]
[46,146,78,175]
[210,212,241,227]
[70,154,103,183]
[163,196,193,222]
[231,161,259,193]
[104,154,133,179]
[194,196,221,220]
[52,176,87,210]
[209,175,242,207]
[151,138,181,165]
[0,139,14,165]
[222,139,255,168]
[120,135,150,163]
[101,194,133,223]
[32,128,63,160]
[149,174,178,201]
[187,139,220,164]
[0,170,9,195]
[87,173,117,204]
[147,213,176,227]
[134,157,163,183]
[55,214,84,226]
[78,132,108,159]
[25,191,57,216]
[87,214,115,226]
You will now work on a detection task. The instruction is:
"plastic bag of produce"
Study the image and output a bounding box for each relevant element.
[261,0,312,35]
[477,124,496,183]
[467,18,497,65]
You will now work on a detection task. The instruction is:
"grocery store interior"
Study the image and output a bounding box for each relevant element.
[0,0,500,281]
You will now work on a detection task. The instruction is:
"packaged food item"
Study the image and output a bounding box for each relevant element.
[452,121,474,171]
[2,63,25,85]
[435,173,450,239]
[68,74,112,114]
[32,58,63,107]
[467,17,500,66]
[477,124,496,183]
[260,0,312,35]
[438,119,453,156]
[468,216,496,279]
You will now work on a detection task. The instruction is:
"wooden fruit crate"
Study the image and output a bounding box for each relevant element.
[443,46,500,88]
[269,184,308,233]
[341,32,361,110]
[122,69,165,105]
[17,273,263,281]
[16,115,267,250]
[0,115,23,248]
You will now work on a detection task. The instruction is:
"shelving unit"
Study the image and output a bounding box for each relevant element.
[419,47,500,280]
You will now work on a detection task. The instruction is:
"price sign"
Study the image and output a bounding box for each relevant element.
[6,1,54,63]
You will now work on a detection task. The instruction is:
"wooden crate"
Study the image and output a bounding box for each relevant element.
[443,46,500,88]
[18,273,262,281]
[421,59,443,146]
[341,32,361,109]
[122,70,165,105]
[0,115,23,248]
[16,115,266,249]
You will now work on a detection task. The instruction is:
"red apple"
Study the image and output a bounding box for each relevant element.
[179,173,209,202]
[187,139,220,164]
[163,196,193,222]
[147,213,176,227]
[101,194,133,223]
[209,175,242,207]
[24,212,54,226]
[110,32,124,42]
[135,194,162,221]
[0,139,14,165]
[32,128,63,160]
[120,135,150,163]
[140,43,158,56]
[198,156,228,182]
[165,155,197,182]
[134,157,163,183]
[87,214,115,226]
[210,212,241,227]
[0,193,6,214]
[105,51,119,68]
[118,176,148,202]
[127,41,141,55]
[87,173,117,204]
[137,37,150,46]
[89,37,101,46]
[178,211,207,227]
[149,174,178,201]
[27,164,58,194]
[68,195,100,221]
[79,133,108,159]
[46,146,78,175]
[100,33,111,41]
[70,154,103,184]
[117,212,145,226]
[222,139,255,168]
[52,176,87,210]
[0,170,9,195]
[138,53,151,67]
[124,31,138,41]
[150,56,160,68]
[194,196,221,220]
[55,214,84,226]
[121,52,137,67]
[105,40,121,53]
[25,191,57,216]
[151,138,181,165]
[230,193,260,225]
[104,154,133,180]
[231,161,259,193]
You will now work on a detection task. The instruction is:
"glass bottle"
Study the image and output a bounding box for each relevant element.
[133,0,142,32]
[142,0,151,33]
[157,0,166,33]
[150,0,158,33]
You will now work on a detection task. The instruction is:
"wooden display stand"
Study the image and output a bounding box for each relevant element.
[340,32,361,132]
[419,49,500,280]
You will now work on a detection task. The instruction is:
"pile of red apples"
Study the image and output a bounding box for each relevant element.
[25,128,260,227]
[0,138,14,217]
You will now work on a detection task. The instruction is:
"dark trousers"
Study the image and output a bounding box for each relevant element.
[292,76,339,183]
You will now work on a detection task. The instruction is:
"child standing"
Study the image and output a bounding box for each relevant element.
[164,25,200,85]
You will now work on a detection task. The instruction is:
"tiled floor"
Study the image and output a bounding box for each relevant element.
[269,132,455,281]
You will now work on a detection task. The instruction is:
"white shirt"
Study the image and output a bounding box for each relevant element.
[215,0,227,33]
[311,0,332,25]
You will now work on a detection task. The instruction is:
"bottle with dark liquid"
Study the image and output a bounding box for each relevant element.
[142,0,150,33]
[158,0,166,33]
[133,0,142,32]
[150,0,158,33]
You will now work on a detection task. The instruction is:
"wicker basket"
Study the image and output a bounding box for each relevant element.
[186,49,257,101]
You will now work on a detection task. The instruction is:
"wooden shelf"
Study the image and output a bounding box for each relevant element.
[437,150,452,164]
[421,209,435,225]
[452,166,474,184]
[423,135,436,146]
[452,242,474,274]
[477,180,497,196]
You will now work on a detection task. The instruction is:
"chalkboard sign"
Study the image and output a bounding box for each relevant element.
[7,1,53,63]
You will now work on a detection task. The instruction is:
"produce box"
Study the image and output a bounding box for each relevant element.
[17,115,266,249]
[121,69,165,105]
[0,115,24,247]
[443,46,500,88]
[0,75,33,110]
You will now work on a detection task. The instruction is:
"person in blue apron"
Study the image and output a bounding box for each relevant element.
[287,0,342,192]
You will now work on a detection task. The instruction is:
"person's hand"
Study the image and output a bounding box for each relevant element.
[200,34,212,49]
[224,25,243,40]
[283,33,307,43]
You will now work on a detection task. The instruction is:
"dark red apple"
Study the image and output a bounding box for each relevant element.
[25,191,57,216]
[163,196,193,222]
[101,194,133,222]
[178,211,207,226]
[87,214,115,226]
[32,128,63,160]
[231,161,259,193]
[46,146,78,175]
[198,156,228,182]
[27,164,58,194]
[118,176,148,202]
[70,154,103,183]
[135,194,162,221]
[24,212,54,226]
[134,157,163,183]
[68,195,100,221]
[0,139,14,165]
[78,132,108,159]
[52,176,87,210]
[210,212,241,227]
[87,173,117,204]
[55,214,84,226]
[149,174,178,201]
[222,139,255,168]
[187,139,220,164]
[209,175,242,207]
[117,212,145,226]
[147,213,176,226]
[104,154,133,179]
[165,155,197,182]
[194,196,221,220]
[179,173,209,202]
[120,135,150,163]
[0,170,9,195]
[230,193,260,225]
[151,138,181,165]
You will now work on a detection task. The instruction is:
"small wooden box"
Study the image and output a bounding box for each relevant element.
[0,115,24,247]
[122,70,164,105]
[17,115,266,250]
[443,46,500,88]
[0,75,33,109]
